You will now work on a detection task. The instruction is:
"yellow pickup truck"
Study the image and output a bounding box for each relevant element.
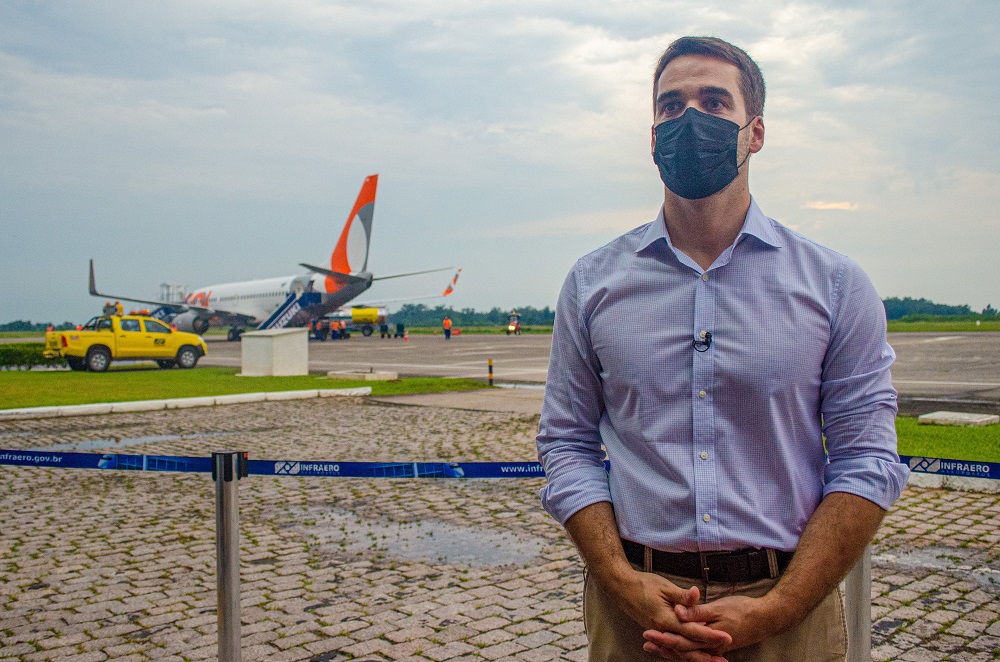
[44,315,208,372]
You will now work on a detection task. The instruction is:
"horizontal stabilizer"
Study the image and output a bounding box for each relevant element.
[299,263,369,287]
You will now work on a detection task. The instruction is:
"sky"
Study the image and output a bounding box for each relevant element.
[2,0,998,324]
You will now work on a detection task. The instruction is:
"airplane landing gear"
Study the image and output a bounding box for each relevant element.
[227,328,244,342]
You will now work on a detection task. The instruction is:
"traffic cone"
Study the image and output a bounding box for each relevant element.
[404,331,409,342]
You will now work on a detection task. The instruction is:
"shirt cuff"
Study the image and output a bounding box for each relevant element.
[539,463,612,526]
[823,456,910,510]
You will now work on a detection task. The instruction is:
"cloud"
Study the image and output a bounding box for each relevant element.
[2,0,999,322]
[804,201,859,211]
[487,207,655,238]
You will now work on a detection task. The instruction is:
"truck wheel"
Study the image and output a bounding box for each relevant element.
[362,325,373,337]
[156,360,176,369]
[176,345,199,369]
[86,347,111,372]
[67,356,86,371]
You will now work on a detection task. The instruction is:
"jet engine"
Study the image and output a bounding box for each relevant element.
[171,311,211,335]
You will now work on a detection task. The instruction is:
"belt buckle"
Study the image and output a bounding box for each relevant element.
[699,550,734,583]
[698,551,722,583]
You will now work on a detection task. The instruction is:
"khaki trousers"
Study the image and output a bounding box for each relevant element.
[583,566,847,662]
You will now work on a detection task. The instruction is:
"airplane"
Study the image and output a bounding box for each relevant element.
[89,174,459,340]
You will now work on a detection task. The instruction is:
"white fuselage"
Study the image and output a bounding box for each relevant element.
[185,273,325,321]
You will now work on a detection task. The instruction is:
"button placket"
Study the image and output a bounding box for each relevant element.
[692,269,719,547]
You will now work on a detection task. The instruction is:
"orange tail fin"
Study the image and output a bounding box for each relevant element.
[330,174,378,275]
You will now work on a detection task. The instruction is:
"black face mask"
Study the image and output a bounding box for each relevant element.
[652,107,754,200]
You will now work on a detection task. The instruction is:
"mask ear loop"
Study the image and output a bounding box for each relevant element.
[735,116,759,169]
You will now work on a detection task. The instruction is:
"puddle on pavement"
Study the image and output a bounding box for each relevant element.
[34,431,245,452]
[291,507,546,567]
[875,545,1000,590]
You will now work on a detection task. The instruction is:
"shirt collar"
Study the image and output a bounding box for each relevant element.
[635,195,783,255]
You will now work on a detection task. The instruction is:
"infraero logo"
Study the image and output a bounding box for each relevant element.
[275,461,300,475]
[908,457,940,473]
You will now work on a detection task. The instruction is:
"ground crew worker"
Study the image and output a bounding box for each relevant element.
[103,301,114,316]
[443,316,452,340]
[114,301,123,316]
[339,320,348,338]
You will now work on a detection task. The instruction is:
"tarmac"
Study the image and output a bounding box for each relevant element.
[1,390,998,661]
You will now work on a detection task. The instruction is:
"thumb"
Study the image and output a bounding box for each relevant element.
[676,601,714,623]
[681,584,700,607]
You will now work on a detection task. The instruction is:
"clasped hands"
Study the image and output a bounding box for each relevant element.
[622,570,776,662]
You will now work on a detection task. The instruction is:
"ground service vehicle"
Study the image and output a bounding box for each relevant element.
[326,306,388,337]
[44,315,208,372]
[506,312,521,335]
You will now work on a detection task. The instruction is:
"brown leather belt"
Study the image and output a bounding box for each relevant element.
[622,539,794,583]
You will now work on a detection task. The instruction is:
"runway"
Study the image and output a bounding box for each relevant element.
[200,331,1000,414]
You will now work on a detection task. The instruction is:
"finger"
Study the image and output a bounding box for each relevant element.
[644,626,731,649]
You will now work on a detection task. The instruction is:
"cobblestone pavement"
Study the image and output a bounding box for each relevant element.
[1,398,998,661]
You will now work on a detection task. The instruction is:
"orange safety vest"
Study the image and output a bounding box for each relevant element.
[443,318,452,330]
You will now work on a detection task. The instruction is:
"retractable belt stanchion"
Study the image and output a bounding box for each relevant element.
[844,544,872,662]
[212,451,247,662]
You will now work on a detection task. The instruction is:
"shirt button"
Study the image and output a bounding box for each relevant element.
[698,390,707,398]
[699,330,708,339]
[703,513,711,522]
[701,273,710,282]
[700,451,709,460]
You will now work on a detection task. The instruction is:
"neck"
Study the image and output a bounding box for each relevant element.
[662,180,751,271]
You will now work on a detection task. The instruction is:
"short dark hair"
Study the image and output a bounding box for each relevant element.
[653,36,766,119]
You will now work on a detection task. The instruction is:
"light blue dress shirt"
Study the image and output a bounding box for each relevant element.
[537,198,909,553]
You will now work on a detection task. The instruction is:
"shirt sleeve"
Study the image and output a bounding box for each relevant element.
[536,265,613,525]
[821,257,910,509]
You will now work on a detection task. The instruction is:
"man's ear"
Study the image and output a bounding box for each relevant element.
[650,125,657,157]
[748,116,765,154]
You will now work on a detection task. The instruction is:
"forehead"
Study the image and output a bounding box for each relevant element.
[656,54,745,106]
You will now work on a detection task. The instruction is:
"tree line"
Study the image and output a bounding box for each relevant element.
[3,297,996,332]
[882,297,997,321]
[390,304,555,328]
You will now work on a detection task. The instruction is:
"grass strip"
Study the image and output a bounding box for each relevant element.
[887,320,1000,332]
[0,367,487,409]
[896,416,1000,462]
[3,368,997,465]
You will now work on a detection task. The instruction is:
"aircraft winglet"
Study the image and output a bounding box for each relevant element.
[442,268,462,296]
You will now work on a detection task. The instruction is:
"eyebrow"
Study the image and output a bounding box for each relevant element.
[655,86,736,106]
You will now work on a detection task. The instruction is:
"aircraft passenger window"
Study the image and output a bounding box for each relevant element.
[144,320,171,334]
[120,319,141,332]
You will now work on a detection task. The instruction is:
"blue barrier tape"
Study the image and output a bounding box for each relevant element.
[899,455,997,480]
[0,450,211,473]
[1,449,996,480]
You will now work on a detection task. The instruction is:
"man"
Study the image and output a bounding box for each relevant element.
[443,316,453,340]
[536,36,909,662]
